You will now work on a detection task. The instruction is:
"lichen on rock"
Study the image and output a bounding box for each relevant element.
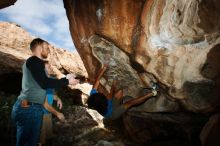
[89,35,143,97]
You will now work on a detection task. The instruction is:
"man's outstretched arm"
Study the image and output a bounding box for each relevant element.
[26,56,79,89]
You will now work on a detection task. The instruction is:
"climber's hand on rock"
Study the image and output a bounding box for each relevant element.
[103,64,108,68]
[152,90,157,96]
[101,64,108,72]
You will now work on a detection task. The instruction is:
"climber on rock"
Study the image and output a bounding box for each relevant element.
[87,64,158,120]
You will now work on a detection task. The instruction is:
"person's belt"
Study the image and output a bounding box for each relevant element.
[20,99,41,107]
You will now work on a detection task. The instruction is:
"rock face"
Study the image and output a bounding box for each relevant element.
[52,105,135,146]
[0,22,87,76]
[64,0,220,144]
[64,0,220,113]
[0,22,88,93]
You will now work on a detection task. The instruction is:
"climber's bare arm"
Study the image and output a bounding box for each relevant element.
[107,79,117,100]
[123,92,156,110]
[93,64,108,90]
[114,89,123,100]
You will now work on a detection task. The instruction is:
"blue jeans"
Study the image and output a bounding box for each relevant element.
[11,99,43,146]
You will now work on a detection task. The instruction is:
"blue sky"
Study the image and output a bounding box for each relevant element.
[0,0,76,52]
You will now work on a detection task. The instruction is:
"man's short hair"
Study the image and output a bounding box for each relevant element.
[30,38,48,51]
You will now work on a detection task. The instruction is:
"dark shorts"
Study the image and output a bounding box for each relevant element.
[108,96,127,120]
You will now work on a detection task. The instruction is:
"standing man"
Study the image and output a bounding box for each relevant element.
[11,38,79,146]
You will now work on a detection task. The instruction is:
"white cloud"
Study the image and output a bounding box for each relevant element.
[0,0,75,51]
[50,37,75,51]
[54,16,69,36]
[63,37,75,49]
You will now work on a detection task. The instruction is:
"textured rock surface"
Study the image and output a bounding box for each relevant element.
[0,22,87,77]
[64,0,220,144]
[124,112,207,145]
[52,106,134,146]
[64,0,220,113]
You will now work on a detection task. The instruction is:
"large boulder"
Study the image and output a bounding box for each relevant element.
[64,0,220,113]
[0,22,87,76]
[64,0,220,144]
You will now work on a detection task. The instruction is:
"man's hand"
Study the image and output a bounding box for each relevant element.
[66,73,76,79]
[66,73,79,85]
[68,77,79,85]
[57,98,63,110]
[57,112,65,122]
